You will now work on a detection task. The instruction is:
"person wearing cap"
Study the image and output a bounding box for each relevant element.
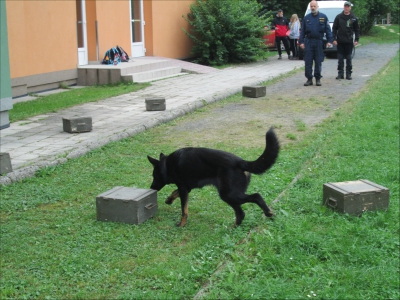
[271,9,291,60]
[299,1,333,86]
[332,1,360,80]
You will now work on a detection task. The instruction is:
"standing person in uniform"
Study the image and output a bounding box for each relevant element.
[288,14,301,60]
[272,9,291,60]
[332,1,360,80]
[299,1,333,86]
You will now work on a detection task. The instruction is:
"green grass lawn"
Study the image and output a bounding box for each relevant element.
[201,52,399,299]
[1,27,399,299]
[361,24,400,45]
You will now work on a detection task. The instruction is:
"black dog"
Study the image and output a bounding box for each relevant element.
[147,128,280,227]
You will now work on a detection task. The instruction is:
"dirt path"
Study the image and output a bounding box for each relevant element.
[166,43,399,147]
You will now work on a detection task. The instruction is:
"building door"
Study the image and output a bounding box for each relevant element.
[76,0,88,65]
[130,0,145,57]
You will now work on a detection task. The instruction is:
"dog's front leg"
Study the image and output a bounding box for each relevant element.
[176,188,189,227]
[165,189,179,205]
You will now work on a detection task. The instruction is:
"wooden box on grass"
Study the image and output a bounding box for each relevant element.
[145,97,166,111]
[323,180,389,215]
[0,153,13,174]
[62,117,92,133]
[242,86,266,98]
[96,187,158,224]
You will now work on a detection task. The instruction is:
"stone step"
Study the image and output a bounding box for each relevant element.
[122,66,186,82]
[134,72,189,83]
[77,60,182,86]
[119,60,174,75]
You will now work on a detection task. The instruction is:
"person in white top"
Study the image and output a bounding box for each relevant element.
[288,14,301,60]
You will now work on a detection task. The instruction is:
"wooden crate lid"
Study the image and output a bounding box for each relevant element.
[325,180,389,194]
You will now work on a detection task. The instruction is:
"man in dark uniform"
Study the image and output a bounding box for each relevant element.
[332,1,360,80]
[299,1,333,86]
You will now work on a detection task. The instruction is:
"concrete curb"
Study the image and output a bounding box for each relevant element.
[0,87,246,185]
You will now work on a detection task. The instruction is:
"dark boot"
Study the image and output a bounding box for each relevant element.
[336,74,344,80]
[346,73,352,80]
[304,78,313,86]
[316,78,321,86]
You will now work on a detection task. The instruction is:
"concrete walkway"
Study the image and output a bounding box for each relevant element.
[1,56,303,184]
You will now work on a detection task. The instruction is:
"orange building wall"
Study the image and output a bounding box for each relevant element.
[6,1,77,78]
[95,1,132,60]
[149,1,194,59]
[86,0,98,62]
[143,1,154,56]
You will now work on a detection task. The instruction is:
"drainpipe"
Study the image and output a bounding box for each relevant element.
[0,0,13,130]
[96,20,99,61]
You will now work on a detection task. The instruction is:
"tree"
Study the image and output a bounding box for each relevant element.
[257,0,310,20]
[353,0,399,34]
[259,0,398,34]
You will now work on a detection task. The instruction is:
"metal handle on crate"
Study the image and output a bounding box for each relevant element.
[327,197,337,208]
[145,203,157,210]
[77,123,86,125]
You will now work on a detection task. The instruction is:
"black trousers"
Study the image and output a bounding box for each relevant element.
[275,36,290,56]
[337,43,354,75]
[289,38,298,57]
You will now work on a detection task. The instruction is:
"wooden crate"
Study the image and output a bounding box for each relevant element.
[0,153,13,174]
[323,180,389,215]
[145,97,166,111]
[62,117,92,133]
[242,86,266,98]
[96,187,158,224]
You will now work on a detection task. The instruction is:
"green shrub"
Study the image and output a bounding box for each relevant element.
[183,0,269,66]
[353,0,399,34]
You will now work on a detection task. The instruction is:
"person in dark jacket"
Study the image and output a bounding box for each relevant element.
[272,9,291,59]
[332,1,360,80]
[299,1,333,86]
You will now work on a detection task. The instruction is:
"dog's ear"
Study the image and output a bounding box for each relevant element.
[147,155,159,166]
[159,153,166,160]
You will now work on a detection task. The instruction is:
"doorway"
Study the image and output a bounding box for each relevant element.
[130,0,145,57]
[76,0,88,65]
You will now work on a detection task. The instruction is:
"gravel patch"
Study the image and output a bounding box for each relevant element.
[168,43,399,147]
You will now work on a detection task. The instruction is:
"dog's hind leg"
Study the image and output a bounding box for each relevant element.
[176,188,190,227]
[244,171,251,189]
[231,204,246,227]
[246,193,274,218]
[224,193,273,226]
[218,170,249,226]
[166,189,179,205]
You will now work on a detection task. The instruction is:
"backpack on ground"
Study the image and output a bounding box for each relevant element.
[116,45,129,62]
[102,47,121,65]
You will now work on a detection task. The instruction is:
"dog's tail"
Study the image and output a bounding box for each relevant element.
[242,127,280,175]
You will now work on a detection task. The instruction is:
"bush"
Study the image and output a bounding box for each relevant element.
[183,0,269,66]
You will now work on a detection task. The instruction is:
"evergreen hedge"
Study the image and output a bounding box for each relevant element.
[183,0,269,66]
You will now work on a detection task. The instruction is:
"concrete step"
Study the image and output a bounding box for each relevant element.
[134,72,189,83]
[119,60,174,76]
[122,66,186,82]
[78,59,185,86]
